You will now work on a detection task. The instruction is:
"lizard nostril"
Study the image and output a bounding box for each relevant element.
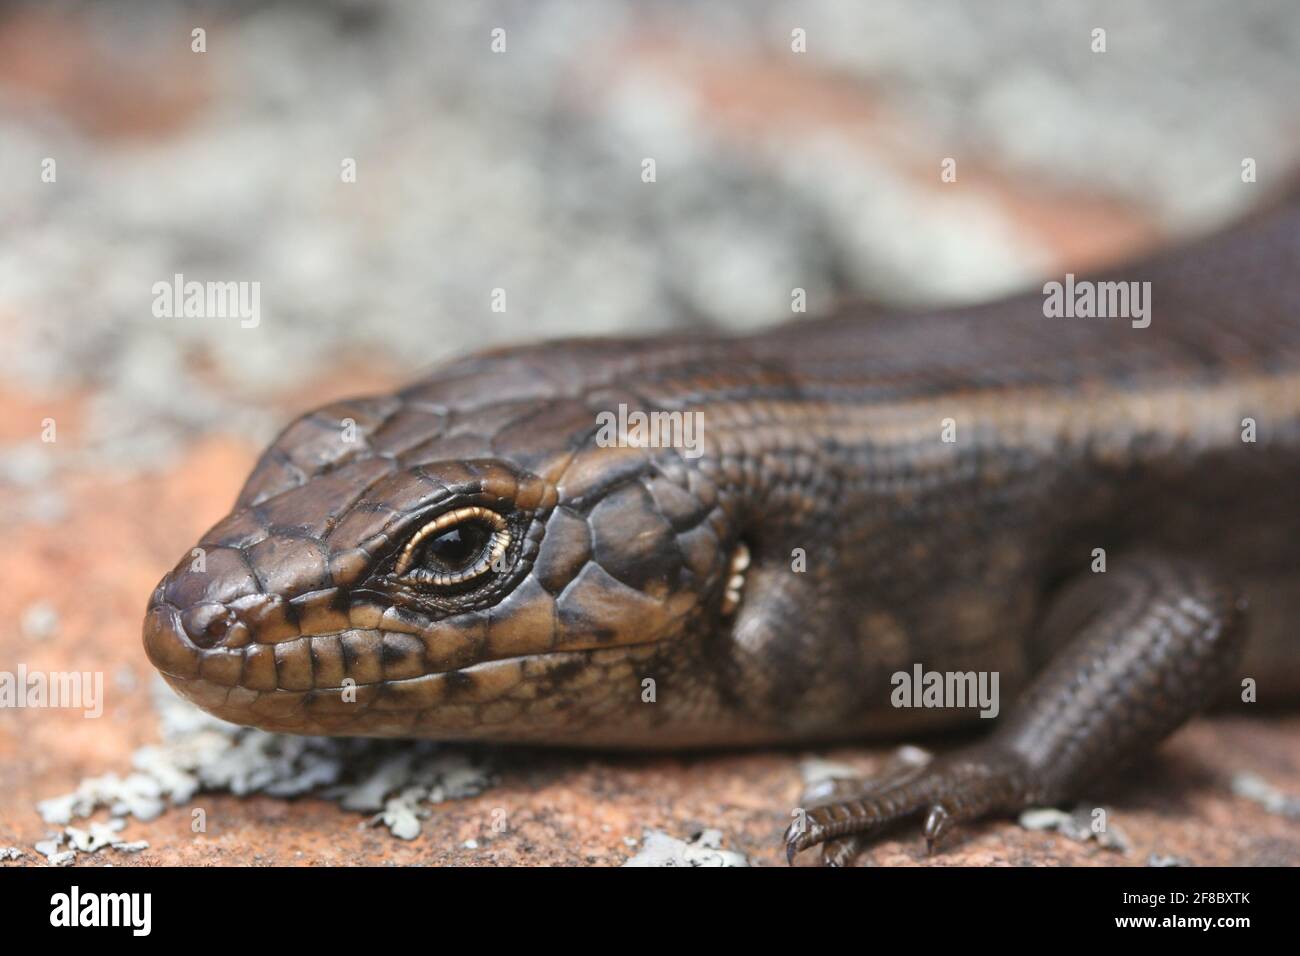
[181,602,238,649]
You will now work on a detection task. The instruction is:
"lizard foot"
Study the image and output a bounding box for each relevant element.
[786,743,1027,865]
[786,554,1244,866]
[797,745,934,866]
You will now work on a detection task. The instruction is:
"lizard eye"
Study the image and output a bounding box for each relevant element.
[395,506,510,587]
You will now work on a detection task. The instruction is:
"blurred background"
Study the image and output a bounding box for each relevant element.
[2,0,1300,866]
[5,0,1300,495]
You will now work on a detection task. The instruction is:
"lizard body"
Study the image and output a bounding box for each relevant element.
[143,197,1300,862]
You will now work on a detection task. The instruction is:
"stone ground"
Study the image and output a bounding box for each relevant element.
[2,0,1300,866]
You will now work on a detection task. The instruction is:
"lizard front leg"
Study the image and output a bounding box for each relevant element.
[785,554,1247,864]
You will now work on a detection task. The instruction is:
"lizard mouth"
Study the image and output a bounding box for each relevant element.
[144,603,665,688]
[154,643,660,739]
[144,599,666,737]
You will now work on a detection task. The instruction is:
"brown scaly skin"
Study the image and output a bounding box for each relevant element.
[145,197,1300,865]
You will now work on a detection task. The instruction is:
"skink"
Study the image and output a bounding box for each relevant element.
[143,196,1300,864]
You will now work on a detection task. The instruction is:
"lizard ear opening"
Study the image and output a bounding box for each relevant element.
[721,540,751,616]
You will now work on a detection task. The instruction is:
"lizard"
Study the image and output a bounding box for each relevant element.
[142,194,1300,865]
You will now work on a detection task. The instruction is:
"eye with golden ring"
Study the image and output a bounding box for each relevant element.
[394,506,511,587]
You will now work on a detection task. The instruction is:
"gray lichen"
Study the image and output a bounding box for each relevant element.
[36,679,493,849]
[1018,804,1130,853]
[622,828,751,867]
[1231,772,1300,819]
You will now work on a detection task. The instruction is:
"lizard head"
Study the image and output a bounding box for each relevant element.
[143,346,738,745]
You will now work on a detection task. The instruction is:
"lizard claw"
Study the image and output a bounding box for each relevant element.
[783,745,1025,865]
[923,804,952,854]
[783,818,823,864]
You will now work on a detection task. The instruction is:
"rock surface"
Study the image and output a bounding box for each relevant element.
[3,0,1300,867]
